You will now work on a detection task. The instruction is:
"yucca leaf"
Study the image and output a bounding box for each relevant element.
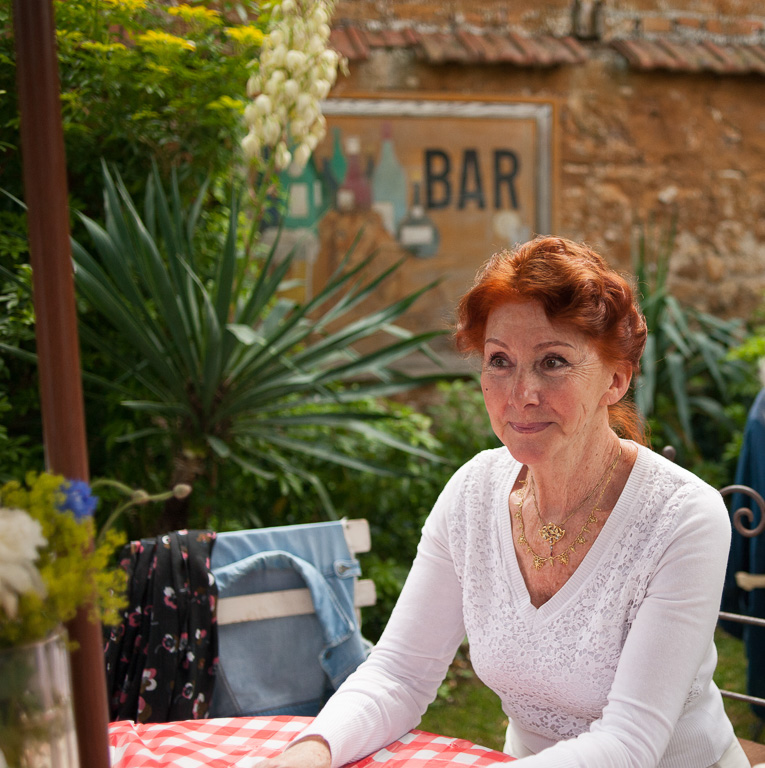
[313,331,445,384]
[248,414,448,464]
[260,432,404,477]
[75,260,184,391]
[688,395,734,427]
[227,451,278,481]
[231,445,336,517]
[68,165,458,519]
[692,331,726,395]
[291,282,440,369]
[200,284,225,413]
[114,427,169,443]
[666,351,692,442]
[658,315,692,359]
[215,331,445,423]
[207,435,232,458]
[186,176,211,247]
[121,400,191,416]
[213,186,239,330]
[635,332,657,417]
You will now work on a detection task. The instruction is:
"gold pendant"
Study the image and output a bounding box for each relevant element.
[539,522,565,544]
[532,555,548,570]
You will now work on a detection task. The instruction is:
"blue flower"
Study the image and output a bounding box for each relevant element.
[57,480,98,519]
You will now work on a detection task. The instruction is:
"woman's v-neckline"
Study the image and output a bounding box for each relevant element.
[497,445,647,622]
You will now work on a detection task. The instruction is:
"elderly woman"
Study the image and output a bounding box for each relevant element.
[266,237,746,768]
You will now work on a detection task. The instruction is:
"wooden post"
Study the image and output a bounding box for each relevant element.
[12,1,111,766]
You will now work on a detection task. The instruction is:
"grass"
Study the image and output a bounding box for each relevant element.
[417,631,765,751]
[714,627,765,742]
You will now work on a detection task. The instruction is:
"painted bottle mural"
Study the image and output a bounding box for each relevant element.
[337,135,371,212]
[371,121,408,236]
[329,127,347,189]
[398,181,439,258]
[283,155,325,232]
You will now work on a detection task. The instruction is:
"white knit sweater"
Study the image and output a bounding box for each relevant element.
[299,444,737,768]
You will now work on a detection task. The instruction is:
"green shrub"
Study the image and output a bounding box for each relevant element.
[631,220,756,482]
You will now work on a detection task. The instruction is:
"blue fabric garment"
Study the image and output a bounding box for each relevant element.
[209,520,368,717]
[721,387,765,720]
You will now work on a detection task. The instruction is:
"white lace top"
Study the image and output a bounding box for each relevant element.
[299,444,736,768]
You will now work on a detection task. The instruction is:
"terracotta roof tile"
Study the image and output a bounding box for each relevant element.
[610,36,765,76]
[701,40,746,74]
[455,29,494,62]
[507,31,553,66]
[684,41,730,73]
[742,45,765,75]
[330,22,588,68]
[416,31,472,63]
[610,39,655,70]
[482,31,530,65]
[644,38,689,70]
[329,27,363,62]
[329,27,369,61]
[329,21,765,77]
[536,34,587,65]
[654,39,709,72]
[558,36,589,65]
[345,25,371,59]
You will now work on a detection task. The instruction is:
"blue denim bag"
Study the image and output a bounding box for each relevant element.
[209,521,369,717]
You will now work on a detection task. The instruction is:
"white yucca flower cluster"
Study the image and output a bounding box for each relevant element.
[242,0,341,172]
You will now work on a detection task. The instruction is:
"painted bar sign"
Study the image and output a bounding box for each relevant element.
[275,96,555,369]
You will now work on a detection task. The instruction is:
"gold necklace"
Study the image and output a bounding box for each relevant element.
[513,456,618,569]
[530,445,622,548]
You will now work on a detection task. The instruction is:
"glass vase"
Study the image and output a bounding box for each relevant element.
[0,629,79,768]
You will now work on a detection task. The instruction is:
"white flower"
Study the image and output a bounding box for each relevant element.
[242,133,261,159]
[292,142,312,171]
[275,141,292,170]
[241,0,343,167]
[254,93,272,116]
[263,115,282,145]
[311,78,331,100]
[285,49,307,73]
[246,76,261,98]
[0,508,47,619]
[283,78,300,101]
[265,70,286,93]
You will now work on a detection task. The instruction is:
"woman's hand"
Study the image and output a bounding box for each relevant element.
[254,736,332,768]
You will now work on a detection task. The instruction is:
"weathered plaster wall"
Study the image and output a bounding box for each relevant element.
[330,1,765,319]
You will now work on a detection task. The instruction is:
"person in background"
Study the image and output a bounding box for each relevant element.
[259,236,747,767]
[720,359,765,740]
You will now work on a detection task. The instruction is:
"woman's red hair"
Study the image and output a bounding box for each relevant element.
[455,236,648,444]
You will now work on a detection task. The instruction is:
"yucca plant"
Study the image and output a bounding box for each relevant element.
[631,218,751,465]
[72,164,452,530]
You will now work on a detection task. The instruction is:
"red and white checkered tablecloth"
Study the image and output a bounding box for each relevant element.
[108,715,515,768]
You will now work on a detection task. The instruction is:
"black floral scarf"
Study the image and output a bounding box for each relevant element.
[104,530,218,723]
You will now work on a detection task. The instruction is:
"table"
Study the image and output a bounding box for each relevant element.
[108,715,515,768]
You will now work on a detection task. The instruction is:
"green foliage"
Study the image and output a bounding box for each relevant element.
[0,0,271,481]
[71,164,454,530]
[1,0,267,215]
[631,220,756,477]
[0,209,43,480]
[0,472,126,648]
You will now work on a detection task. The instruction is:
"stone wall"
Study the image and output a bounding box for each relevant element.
[327,0,765,320]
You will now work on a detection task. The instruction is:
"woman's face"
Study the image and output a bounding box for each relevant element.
[480,300,627,466]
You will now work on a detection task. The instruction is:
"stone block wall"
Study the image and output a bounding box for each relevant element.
[328,0,765,319]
